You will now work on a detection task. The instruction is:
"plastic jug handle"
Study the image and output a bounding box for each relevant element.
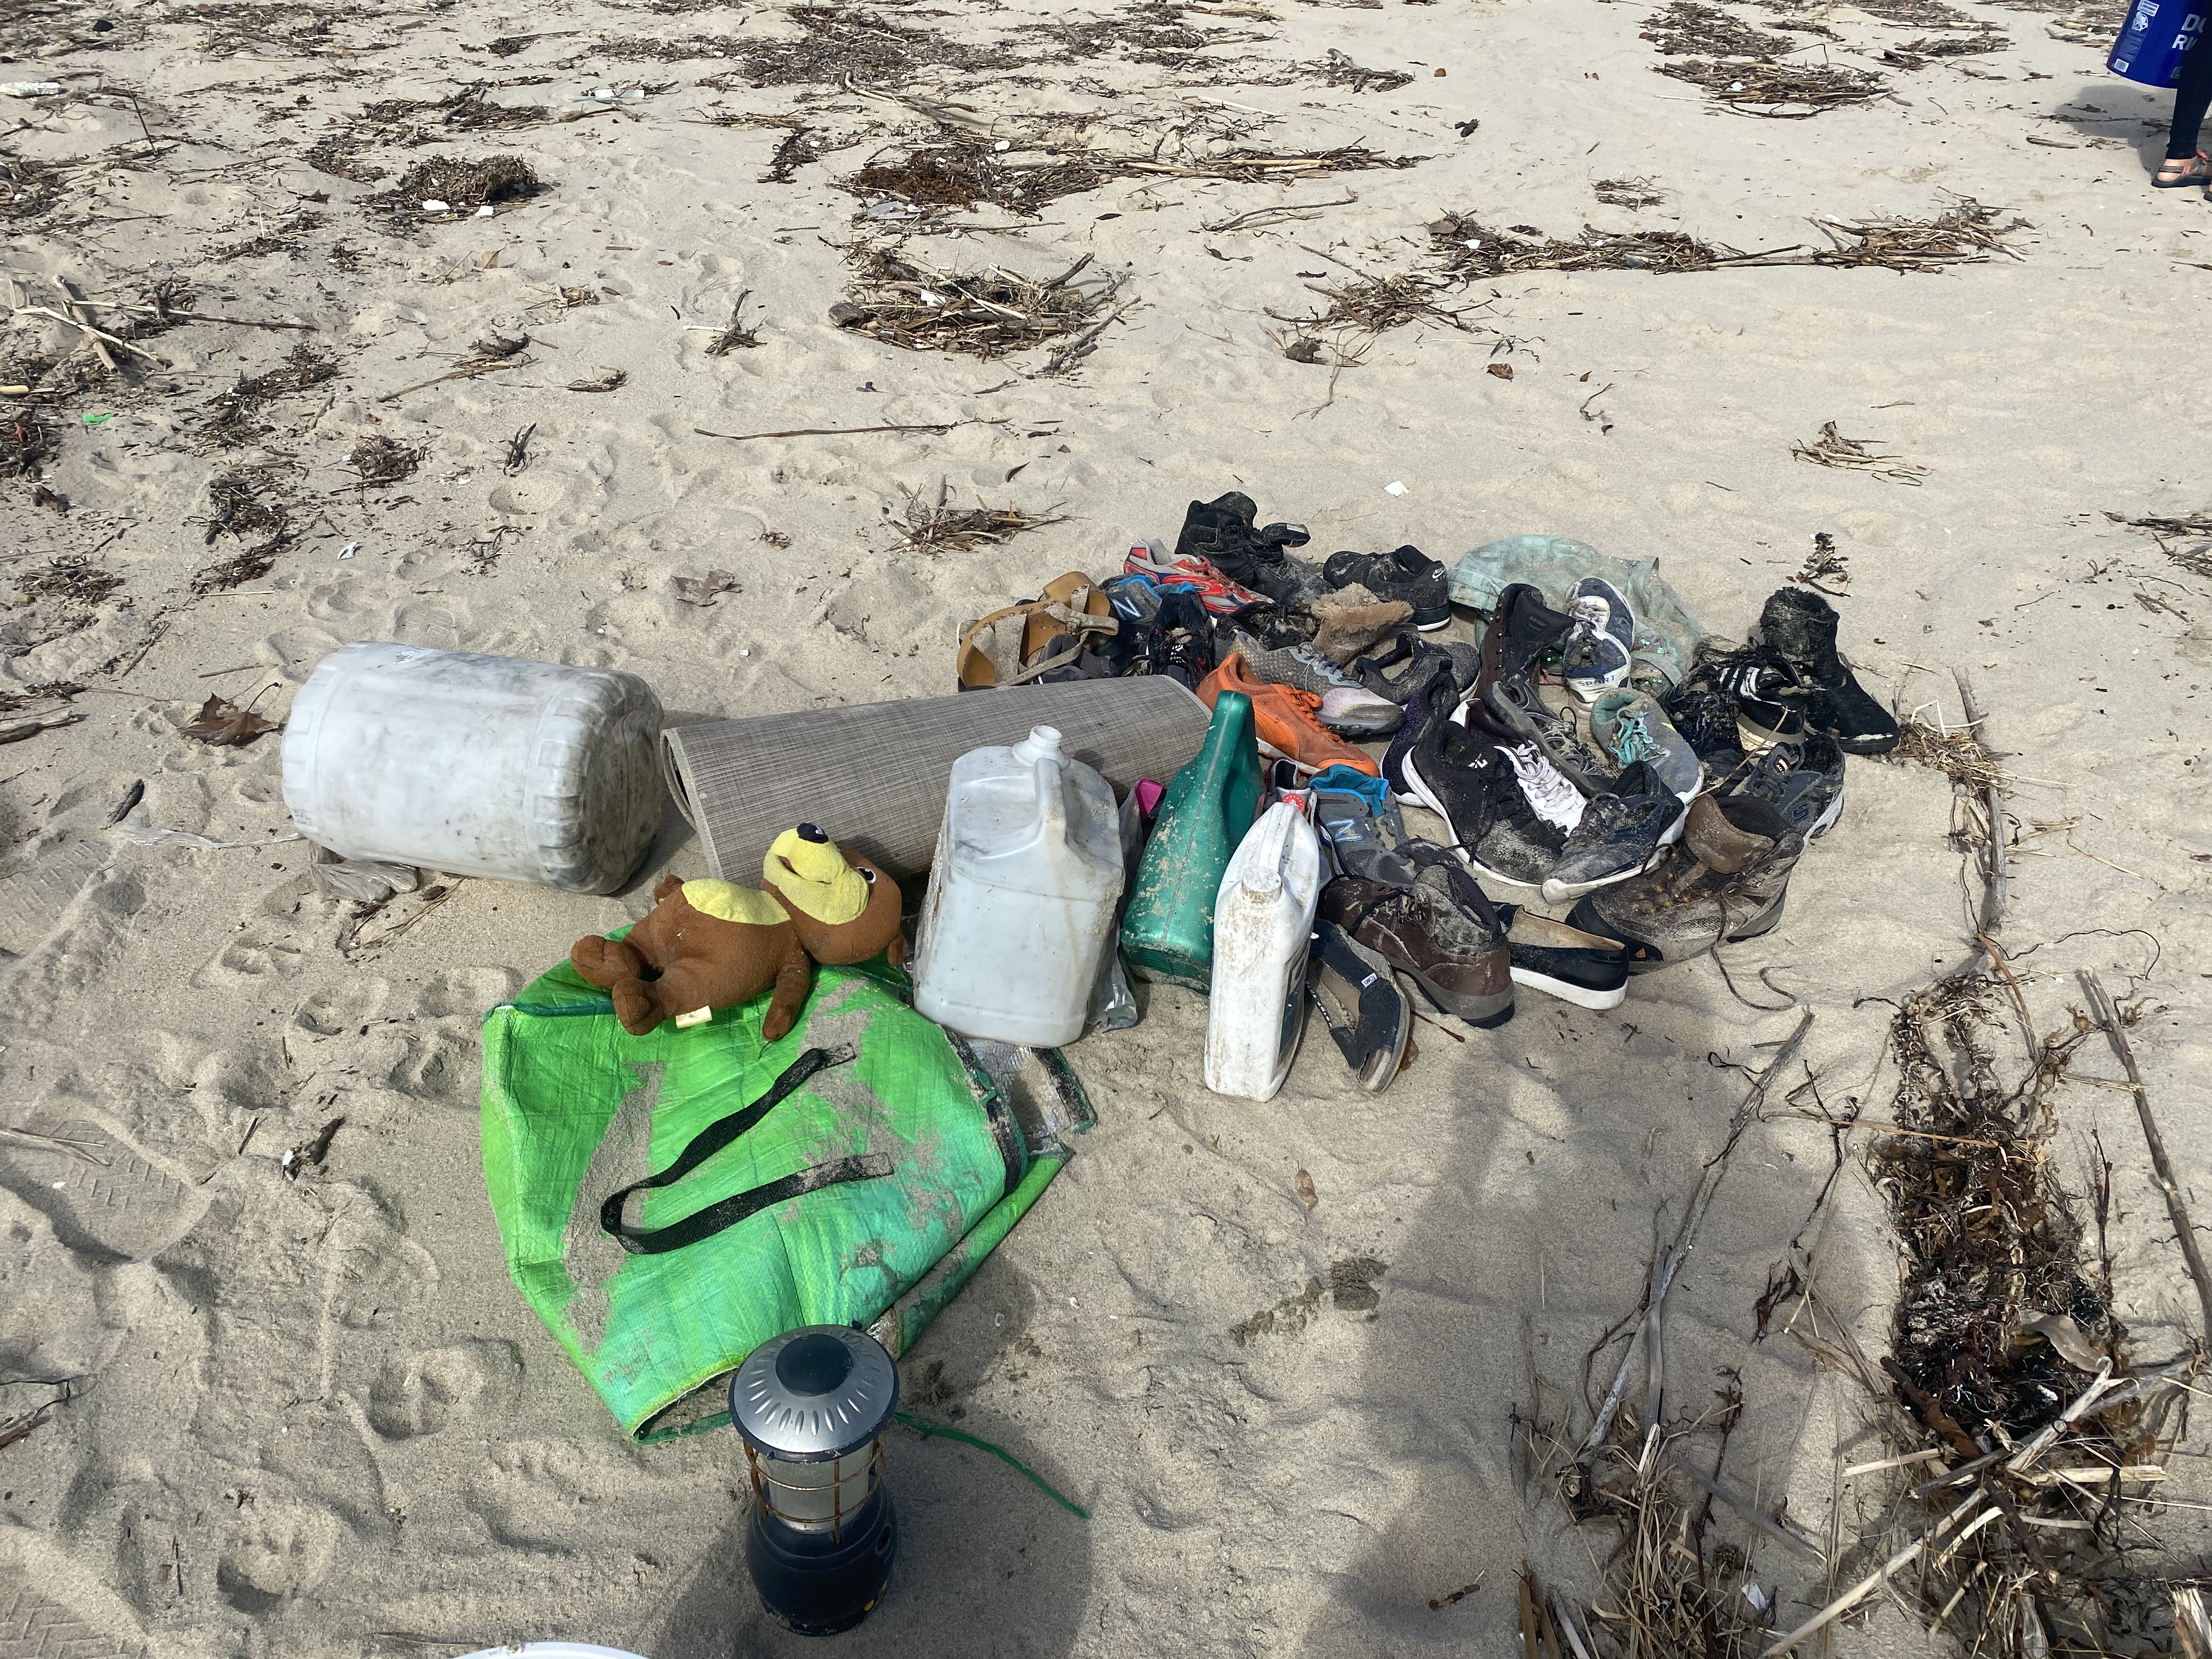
[1240,803,1291,895]
[1033,755,1068,845]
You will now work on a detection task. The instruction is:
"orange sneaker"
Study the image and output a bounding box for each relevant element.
[1199,654,1381,777]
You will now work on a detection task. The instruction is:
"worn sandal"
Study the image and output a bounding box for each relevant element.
[1308,917,1412,1092]
[2154,151,2210,188]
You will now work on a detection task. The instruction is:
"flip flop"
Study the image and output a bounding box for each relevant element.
[1308,917,1412,1092]
[2154,152,2210,188]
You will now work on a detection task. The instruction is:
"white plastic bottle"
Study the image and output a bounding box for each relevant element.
[282,642,663,894]
[912,726,1125,1047]
[1204,802,1323,1101]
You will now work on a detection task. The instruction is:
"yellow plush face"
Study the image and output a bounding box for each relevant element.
[762,827,870,926]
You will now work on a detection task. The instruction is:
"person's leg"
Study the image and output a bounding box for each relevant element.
[2162,24,2212,178]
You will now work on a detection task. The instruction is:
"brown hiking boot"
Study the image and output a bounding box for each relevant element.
[1318,868,1513,1028]
[1566,793,1804,970]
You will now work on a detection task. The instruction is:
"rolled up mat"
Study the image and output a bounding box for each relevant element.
[663,678,1211,883]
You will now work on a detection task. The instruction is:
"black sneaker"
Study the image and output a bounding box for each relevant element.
[1491,903,1630,1011]
[1486,670,1617,795]
[1725,733,1846,839]
[1539,760,1686,905]
[1352,631,1481,706]
[1712,648,1808,751]
[1657,656,1750,786]
[1145,588,1218,689]
[1322,545,1452,630]
[1175,492,1325,610]
[1400,702,1568,888]
[1474,582,1575,695]
[1751,588,1900,755]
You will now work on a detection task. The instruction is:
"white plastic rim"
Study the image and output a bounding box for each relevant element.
[458,1646,651,1659]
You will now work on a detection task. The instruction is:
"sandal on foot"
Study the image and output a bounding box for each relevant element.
[2154,152,2210,188]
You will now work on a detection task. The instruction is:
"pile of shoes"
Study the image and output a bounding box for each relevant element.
[960,490,1899,1095]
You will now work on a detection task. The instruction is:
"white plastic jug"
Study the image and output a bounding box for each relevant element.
[1204,802,1322,1101]
[283,642,663,894]
[912,725,1125,1047]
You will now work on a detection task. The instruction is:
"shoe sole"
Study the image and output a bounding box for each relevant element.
[1319,714,1404,740]
[1403,965,1514,1028]
[1579,893,1788,973]
[1412,612,1452,631]
[1509,962,1628,1011]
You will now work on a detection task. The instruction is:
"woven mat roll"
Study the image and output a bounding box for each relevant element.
[664,679,1211,883]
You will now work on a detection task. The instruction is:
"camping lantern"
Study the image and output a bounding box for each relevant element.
[729,1325,900,1636]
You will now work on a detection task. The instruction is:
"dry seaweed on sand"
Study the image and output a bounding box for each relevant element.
[2,154,66,221]
[1894,703,2008,792]
[695,6,1021,89]
[1655,56,1889,114]
[839,141,1110,216]
[346,433,422,484]
[360,83,552,142]
[1307,47,1413,91]
[203,342,338,443]
[567,366,627,392]
[304,135,386,182]
[831,249,1119,359]
[201,467,292,548]
[882,482,1067,555]
[1641,1,1797,55]
[0,408,57,476]
[1594,176,1667,209]
[1793,529,1849,591]
[14,559,123,607]
[1792,420,1927,484]
[369,153,541,215]
[1807,198,2025,269]
[703,292,760,353]
[1429,197,2022,278]
[2103,507,2212,538]
[1272,271,1491,363]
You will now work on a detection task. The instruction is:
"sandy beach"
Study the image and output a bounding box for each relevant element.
[4,0,2212,1649]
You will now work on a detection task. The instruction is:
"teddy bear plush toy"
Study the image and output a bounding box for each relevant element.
[571,824,908,1040]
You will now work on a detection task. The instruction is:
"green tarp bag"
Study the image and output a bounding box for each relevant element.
[481,954,1054,1440]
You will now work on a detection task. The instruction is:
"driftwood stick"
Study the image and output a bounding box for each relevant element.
[53,276,115,372]
[1675,1460,1821,1559]
[2080,969,2212,1344]
[1952,668,2005,940]
[10,304,166,365]
[1759,1494,1989,1658]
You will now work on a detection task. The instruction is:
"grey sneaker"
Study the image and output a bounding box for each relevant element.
[1590,689,1701,800]
[1311,780,1417,887]
[1486,670,1616,795]
[1567,793,1805,971]
[1540,761,1688,905]
[1728,733,1846,838]
[1222,628,1403,737]
[1561,576,1636,702]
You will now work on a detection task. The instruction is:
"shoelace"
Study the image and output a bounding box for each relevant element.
[1287,643,1359,690]
[1494,742,1584,830]
[1610,711,1661,768]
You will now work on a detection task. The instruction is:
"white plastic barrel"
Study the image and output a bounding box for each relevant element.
[1204,802,1322,1101]
[282,642,664,894]
[911,726,1125,1046]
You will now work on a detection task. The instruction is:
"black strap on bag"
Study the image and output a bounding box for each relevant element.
[600,1044,892,1256]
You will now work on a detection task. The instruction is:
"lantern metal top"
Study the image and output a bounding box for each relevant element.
[729,1325,899,1462]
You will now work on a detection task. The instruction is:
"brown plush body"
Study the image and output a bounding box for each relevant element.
[571,844,907,1041]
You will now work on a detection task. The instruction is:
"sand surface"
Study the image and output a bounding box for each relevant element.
[4,0,2212,1650]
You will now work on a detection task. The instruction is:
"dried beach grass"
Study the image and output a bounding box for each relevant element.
[695,5,1020,88]
[1642,0,1796,55]
[882,482,1067,555]
[1895,705,2007,791]
[346,433,422,484]
[831,249,1120,359]
[1430,196,2022,278]
[1791,420,1927,484]
[204,342,338,444]
[1655,57,1889,114]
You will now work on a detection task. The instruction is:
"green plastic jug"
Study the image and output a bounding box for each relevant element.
[1120,690,1262,990]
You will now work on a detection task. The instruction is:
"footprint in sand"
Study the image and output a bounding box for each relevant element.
[0,1118,209,1262]
[190,920,308,991]
[365,1339,522,1440]
[464,1443,601,1552]
[213,1503,341,1613]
